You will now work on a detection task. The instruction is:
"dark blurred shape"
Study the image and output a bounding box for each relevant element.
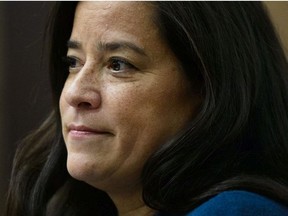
[0,2,55,212]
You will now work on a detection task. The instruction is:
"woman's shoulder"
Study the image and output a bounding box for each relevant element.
[186,190,288,216]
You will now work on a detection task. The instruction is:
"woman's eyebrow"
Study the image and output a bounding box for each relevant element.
[67,40,81,49]
[66,39,147,57]
[97,41,148,57]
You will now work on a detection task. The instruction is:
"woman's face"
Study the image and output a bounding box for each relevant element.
[60,2,201,192]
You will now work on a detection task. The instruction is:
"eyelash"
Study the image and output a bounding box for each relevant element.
[107,57,136,73]
[62,56,83,70]
[62,56,137,74]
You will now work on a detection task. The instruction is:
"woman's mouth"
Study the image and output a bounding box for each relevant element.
[67,124,112,138]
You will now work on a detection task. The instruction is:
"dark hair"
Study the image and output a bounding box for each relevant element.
[5,2,288,216]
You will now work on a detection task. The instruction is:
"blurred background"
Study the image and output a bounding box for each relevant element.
[0,1,287,213]
[0,2,55,212]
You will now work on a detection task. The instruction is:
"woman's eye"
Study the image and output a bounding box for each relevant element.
[107,58,135,73]
[62,56,82,70]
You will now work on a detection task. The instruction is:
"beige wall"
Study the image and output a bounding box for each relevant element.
[265,1,288,57]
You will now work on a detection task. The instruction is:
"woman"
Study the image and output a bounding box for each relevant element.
[5,2,288,216]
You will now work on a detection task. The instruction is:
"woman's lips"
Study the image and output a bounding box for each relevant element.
[67,124,111,138]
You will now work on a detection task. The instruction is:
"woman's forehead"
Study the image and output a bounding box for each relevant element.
[74,1,155,24]
[71,2,158,42]
[69,1,173,64]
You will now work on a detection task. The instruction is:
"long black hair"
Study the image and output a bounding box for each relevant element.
[5,2,288,216]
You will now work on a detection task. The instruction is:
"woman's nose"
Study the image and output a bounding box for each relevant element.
[62,72,101,110]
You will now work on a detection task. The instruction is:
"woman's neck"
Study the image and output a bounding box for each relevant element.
[107,187,156,216]
[117,204,155,216]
